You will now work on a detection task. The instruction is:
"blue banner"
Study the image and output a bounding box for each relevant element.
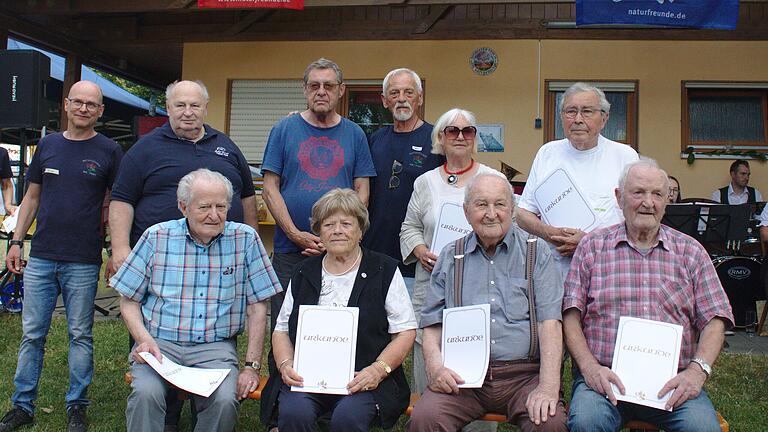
[576,0,739,30]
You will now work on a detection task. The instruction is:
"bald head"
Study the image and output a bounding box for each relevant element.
[68,80,103,104]
[64,80,104,134]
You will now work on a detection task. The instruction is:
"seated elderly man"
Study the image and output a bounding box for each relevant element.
[564,159,734,432]
[409,173,567,432]
[111,168,281,432]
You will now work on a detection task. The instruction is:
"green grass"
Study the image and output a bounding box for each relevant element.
[0,313,765,431]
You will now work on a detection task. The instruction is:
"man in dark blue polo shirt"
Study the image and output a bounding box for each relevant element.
[0,80,123,432]
[107,79,257,431]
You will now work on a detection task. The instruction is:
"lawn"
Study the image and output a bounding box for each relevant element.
[0,313,765,431]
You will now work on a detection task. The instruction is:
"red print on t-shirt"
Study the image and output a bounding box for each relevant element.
[298,136,345,181]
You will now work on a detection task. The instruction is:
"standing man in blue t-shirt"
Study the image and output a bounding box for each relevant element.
[107,79,257,430]
[0,80,123,432]
[362,68,443,293]
[262,57,375,287]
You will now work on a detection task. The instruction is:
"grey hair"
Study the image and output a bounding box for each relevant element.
[431,108,478,155]
[177,168,234,209]
[382,68,423,95]
[558,82,611,114]
[464,173,515,206]
[303,58,343,85]
[617,157,670,195]
[166,80,210,103]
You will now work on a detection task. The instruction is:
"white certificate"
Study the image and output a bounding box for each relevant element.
[610,316,683,411]
[533,168,597,232]
[292,305,359,395]
[1,205,20,233]
[442,304,491,388]
[138,352,231,398]
[431,202,472,255]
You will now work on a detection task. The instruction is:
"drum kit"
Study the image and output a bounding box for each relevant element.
[664,201,766,329]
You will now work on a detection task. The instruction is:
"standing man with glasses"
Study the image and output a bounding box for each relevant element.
[0,81,123,432]
[260,58,375,426]
[517,82,638,276]
[362,68,443,295]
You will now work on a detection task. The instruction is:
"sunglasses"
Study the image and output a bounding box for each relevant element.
[443,126,477,140]
[388,160,403,189]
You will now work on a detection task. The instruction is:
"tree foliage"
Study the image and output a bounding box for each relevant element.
[92,69,166,107]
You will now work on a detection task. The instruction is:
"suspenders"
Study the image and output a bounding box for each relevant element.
[452,235,540,361]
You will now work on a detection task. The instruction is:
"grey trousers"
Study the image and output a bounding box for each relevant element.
[126,338,240,432]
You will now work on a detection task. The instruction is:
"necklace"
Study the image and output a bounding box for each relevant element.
[322,248,362,276]
[444,160,475,185]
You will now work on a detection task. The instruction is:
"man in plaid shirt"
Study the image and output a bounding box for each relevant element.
[111,168,281,432]
[563,159,733,432]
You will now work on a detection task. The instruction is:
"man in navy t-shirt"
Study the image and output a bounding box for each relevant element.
[0,147,16,216]
[106,79,257,430]
[362,68,443,290]
[1,81,123,432]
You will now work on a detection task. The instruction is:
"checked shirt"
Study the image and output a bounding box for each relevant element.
[563,223,733,369]
[111,218,281,343]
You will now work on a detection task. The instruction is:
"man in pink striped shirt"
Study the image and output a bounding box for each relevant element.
[563,159,733,432]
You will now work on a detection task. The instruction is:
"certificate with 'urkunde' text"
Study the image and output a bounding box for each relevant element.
[431,202,472,255]
[610,316,683,411]
[533,168,597,232]
[139,352,230,398]
[442,304,491,388]
[292,305,359,395]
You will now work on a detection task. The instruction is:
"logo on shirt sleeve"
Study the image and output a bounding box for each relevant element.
[44,168,59,175]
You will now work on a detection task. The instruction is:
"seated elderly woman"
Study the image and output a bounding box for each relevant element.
[261,188,416,431]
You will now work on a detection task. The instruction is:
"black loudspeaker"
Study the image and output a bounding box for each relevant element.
[0,49,51,128]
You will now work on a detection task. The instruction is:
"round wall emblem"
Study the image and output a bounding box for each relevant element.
[470,47,498,76]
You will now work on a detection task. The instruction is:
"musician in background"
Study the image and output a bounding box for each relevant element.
[711,160,762,204]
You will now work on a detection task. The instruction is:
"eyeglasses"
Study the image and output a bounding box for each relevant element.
[443,126,477,140]
[67,98,102,112]
[562,106,604,119]
[388,160,403,189]
[305,81,340,93]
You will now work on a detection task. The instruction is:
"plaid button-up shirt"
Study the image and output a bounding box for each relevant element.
[112,218,281,343]
[563,223,733,369]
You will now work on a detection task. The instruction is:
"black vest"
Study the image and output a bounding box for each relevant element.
[720,185,756,204]
[261,248,410,429]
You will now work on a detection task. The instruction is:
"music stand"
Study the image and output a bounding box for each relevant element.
[699,204,751,245]
[662,203,701,239]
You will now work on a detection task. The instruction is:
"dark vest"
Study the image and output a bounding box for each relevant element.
[261,248,410,429]
[720,185,756,204]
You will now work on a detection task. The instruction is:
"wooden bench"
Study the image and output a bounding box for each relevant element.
[124,372,267,399]
[125,373,728,432]
[406,393,729,432]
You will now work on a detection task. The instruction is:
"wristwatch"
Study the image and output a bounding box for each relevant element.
[9,240,23,247]
[690,357,712,377]
[243,361,261,371]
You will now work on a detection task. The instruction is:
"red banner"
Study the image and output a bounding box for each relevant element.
[198,0,303,9]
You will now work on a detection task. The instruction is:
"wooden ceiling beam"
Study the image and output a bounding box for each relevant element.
[224,10,275,36]
[0,9,168,88]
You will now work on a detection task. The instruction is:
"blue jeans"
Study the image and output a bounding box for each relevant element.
[11,257,100,414]
[568,371,721,432]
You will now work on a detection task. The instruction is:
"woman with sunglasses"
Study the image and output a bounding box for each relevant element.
[399,108,504,430]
